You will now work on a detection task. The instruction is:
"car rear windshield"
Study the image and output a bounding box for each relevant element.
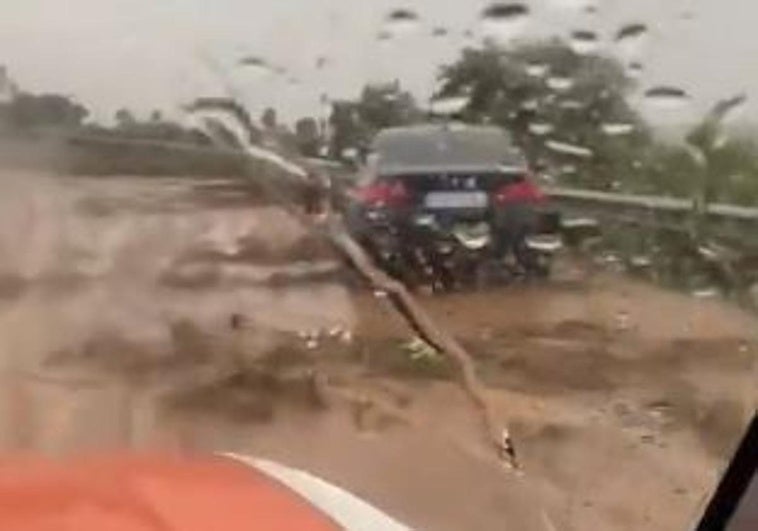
[372,124,524,174]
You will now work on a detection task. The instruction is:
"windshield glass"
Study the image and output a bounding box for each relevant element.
[0,1,755,530]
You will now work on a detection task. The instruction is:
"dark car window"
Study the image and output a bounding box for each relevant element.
[373,124,524,174]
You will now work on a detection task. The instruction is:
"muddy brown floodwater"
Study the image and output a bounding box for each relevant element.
[0,170,755,531]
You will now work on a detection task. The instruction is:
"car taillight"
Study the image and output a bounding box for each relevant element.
[493,174,545,205]
[353,180,410,208]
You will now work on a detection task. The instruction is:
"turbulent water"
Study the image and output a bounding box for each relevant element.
[0,170,352,451]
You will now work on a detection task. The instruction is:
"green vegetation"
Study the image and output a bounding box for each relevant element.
[324,40,758,208]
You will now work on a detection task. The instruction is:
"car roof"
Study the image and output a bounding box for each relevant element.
[372,123,525,176]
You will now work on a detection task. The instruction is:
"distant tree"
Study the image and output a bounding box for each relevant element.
[328,100,366,159]
[8,92,88,130]
[294,117,320,157]
[356,81,422,133]
[436,41,650,190]
[262,107,277,130]
[114,108,137,129]
[328,81,421,159]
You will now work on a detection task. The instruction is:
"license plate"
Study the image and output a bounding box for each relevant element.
[424,191,488,209]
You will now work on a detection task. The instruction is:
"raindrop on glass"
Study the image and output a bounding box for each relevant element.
[520,99,539,111]
[385,8,421,36]
[432,27,448,37]
[627,62,644,78]
[528,122,554,136]
[316,56,328,69]
[546,139,593,158]
[558,100,582,110]
[643,86,690,109]
[713,94,747,123]
[525,62,549,77]
[546,0,596,11]
[546,76,574,92]
[601,123,634,136]
[377,30,392,42]
[560,164,577,174]
[239,56,271,76]
[429,95,469,115]
[480,3,530,45]
[570,30,600,55]
[615,23,648,43]
[615,22,649,59]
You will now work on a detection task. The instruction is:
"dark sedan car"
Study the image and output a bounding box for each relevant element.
[345,123,561,289]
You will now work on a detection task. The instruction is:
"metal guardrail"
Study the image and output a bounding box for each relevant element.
[547,187,758,248]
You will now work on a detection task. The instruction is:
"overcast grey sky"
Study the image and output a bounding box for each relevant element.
[1,0,756,127]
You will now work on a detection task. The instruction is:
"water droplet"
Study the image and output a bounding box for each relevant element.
[558,99,583,110]
[463,29,475,40]
[616,23,648,42]
[525,62,549,77]
[430,95,469,115]
[560,164,577,174]
[341,147,359,160]
[713,94,748,123]
[528,122,554,136]
[432,26,448,37]
[546,76,574,92]
[520,99,539,111]
[547,0,597,11]
[385,8,421,36]
[570,30,600,54]
[377,30,392,42]
[546,140,593,158]
[627,62,644,78]
[239,56,271,76]
[316,56,328,69]
[601,122,634,136]
[615,23,650,59]
[644,86,690,109]
[480,3,530,45]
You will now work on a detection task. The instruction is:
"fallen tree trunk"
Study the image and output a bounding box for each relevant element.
[327,224,517,468]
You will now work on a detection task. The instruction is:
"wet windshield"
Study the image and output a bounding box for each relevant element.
[0,1,755,530]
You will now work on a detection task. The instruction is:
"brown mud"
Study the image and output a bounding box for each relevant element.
[0,171,754,530]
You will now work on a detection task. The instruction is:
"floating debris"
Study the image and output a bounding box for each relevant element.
[402,337,441,362]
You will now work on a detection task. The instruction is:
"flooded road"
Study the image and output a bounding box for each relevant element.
[0,170,754,530]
